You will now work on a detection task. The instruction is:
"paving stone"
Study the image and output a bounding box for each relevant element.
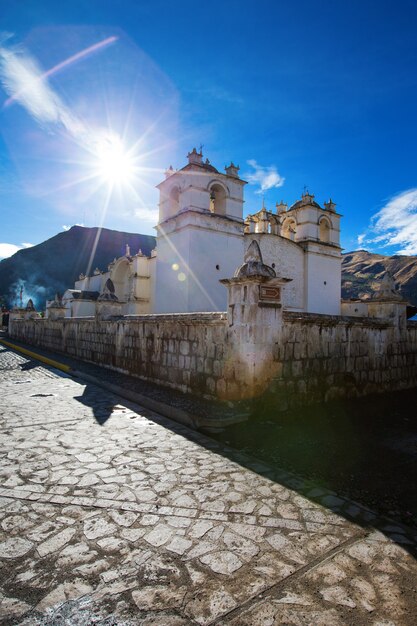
[83,517,117,540]
[165,536,192,555]
[120,527,146,542]
[37,527,76,557]
[109,510,138,527]
[0,594,32,619]
[199,550,243,574]
[143,524,174,547]
[131,584,187,611]
[0,537,33,558]
[36,579,94,611]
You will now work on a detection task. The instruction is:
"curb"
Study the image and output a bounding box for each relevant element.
[0,338,72,374]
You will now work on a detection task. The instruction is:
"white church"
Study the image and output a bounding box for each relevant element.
[58,148,343,318]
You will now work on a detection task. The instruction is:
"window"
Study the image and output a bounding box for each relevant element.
[319,218,331,243]
[209,183,227,215]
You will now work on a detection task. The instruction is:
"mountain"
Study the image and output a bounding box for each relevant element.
[342,249,417,305]
[1,227,417,310]
[0,226,156,309]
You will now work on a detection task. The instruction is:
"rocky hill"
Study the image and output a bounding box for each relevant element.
[1,227,417,310]
[0,226,156,309]
[342,249,417,305]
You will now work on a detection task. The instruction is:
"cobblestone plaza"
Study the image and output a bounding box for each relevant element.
[1,344,417,625]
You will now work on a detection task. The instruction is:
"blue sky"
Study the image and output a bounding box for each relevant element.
[1,0,417,259]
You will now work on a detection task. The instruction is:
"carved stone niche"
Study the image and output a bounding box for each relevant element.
[96,278,122,320]
[220,240,292,327]
[24,299,38,320]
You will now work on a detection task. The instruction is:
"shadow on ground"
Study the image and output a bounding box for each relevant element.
[74,386,115,425]
[131,386,417,559]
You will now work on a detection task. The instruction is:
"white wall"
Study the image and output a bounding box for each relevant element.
[70,300,96,317]
[154,217,244,313]
[188,227,244,311]
[304,245,341,315]
[154,228,191,313]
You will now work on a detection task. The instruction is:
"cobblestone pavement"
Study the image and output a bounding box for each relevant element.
[1,344,417,625]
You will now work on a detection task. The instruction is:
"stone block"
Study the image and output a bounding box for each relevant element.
[179,340,189,356]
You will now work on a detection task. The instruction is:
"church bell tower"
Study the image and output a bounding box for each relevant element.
[154,149,246,313]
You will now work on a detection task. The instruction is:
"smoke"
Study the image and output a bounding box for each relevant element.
[6,277,61,310]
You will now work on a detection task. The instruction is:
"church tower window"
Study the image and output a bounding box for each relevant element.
[319,217,331,243]
[209,183,227,215]
[169,186,180,215]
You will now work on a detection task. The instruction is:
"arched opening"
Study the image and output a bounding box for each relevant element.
[111,260,131,302]
[282,218,297,241]
[209,183,227,215]
[169,186,180,215]
[319,217,331,243]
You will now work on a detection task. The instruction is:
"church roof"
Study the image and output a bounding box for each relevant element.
[180,160,219,174]
[289,195,322,211]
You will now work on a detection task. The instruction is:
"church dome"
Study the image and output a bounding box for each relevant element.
[289,192,322,211]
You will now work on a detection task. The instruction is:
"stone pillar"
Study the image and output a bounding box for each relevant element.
[220,240,291,399]
[367,300,408,331]
[96,300,123,320]
[9,307,26,322]
[368,272,408,332]
[24,299,38,320]
[46,294,67,320]
[47,305,67,321]
[8,307,26,338]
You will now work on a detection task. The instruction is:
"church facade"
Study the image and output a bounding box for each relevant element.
[60,148,343,318]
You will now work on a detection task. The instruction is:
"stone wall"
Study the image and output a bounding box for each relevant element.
[9,314,230,399]
[9,310,417,411]
[270,313,417,409]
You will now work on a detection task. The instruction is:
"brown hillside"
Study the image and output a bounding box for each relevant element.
[342,250,417,305]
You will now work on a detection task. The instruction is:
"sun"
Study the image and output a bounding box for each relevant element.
[93,132,136,186]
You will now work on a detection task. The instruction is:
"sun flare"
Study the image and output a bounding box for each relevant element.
[93,133,136,186]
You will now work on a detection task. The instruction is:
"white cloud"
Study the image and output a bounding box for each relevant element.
[0,38,85,138]
[0,37,120,162]
[62,223,84,231]
[0,243,21,259]
[245,159,285,194]
[0,241,34,259]
[133,207,158,222]
[362,188,417,255]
